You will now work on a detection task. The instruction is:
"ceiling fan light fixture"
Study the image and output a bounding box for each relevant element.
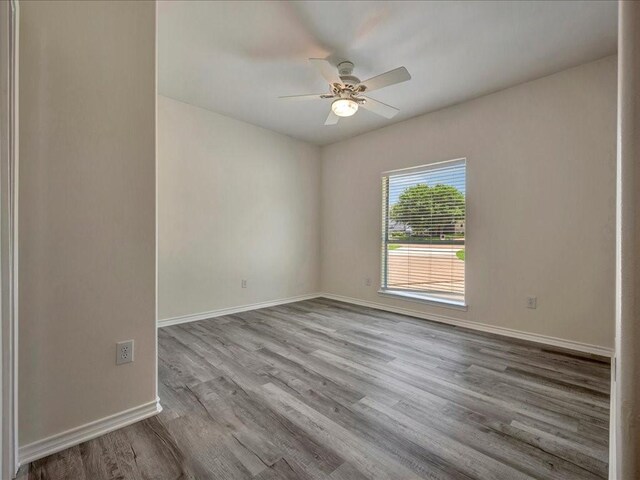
[331,98,358,117]
[280,59,410,125]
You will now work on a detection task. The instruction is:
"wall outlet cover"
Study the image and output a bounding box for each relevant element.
[526,296,537,309]
[116,340,134,365]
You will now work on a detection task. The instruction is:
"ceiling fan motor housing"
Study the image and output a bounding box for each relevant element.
[337,61,361,87]
[337,61,354,76]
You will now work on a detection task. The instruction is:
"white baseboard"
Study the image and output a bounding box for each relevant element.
[18,398,162,467]
[158,291,613,357]
[17,294,611,469]
[319,293,614,358]
[158,293,322,328]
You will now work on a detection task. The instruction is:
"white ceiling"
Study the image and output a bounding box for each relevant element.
[158,1,617,146]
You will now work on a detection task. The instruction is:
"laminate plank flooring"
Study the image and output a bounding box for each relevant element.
[18,299,611,479]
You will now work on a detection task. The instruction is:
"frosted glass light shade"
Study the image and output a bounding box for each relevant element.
[331,98,358,117]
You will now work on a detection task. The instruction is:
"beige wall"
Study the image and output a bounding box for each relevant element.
[16,5,615,453]
[321,56,617,349]
[615,2,640,477]
[158,96,321,320]
[19,1,157,445]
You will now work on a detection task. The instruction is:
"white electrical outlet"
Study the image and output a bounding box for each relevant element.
[526,296,537,309]
[241,279,247,288]
[365,277,372,287]
[116,340,134,365]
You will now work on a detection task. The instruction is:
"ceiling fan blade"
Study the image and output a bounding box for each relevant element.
[324,110,339,125]
[360,96,400,119]
[360,66,411,92]
[278,93,328,101]
[309,58,342,85]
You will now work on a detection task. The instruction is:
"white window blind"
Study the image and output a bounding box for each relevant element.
[381,159,466,305]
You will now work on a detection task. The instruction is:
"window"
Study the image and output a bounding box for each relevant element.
[381,159,466,306]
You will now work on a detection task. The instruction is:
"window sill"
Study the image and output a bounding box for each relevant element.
[377,289,468,311]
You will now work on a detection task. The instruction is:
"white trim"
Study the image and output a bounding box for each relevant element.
[378,289,468,311]
[158,293,322,328]
[13,294,613,468]
[158,292,613,357]
[1,1,19,477]
[18,398,162,467]
[381,157,466,177]
[153,0,160,436]
[380,157,468,319]
[320,293,614,358]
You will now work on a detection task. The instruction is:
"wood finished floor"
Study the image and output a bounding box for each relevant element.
[19,299,611,479]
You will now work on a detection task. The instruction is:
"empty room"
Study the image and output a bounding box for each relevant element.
[2,0,640,479]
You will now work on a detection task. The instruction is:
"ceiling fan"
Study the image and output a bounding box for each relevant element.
[279,59,411,125]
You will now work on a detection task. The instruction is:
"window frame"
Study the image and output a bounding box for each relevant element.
[379,158,468,309]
